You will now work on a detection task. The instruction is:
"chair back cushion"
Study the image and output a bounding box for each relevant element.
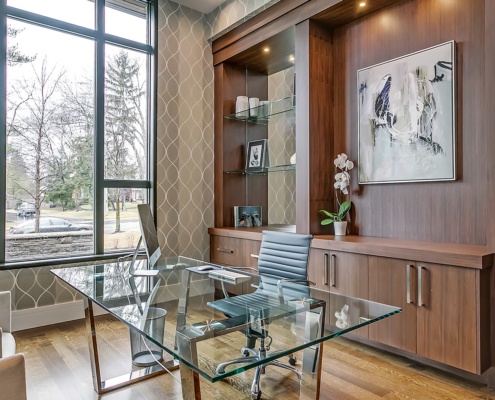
[258,231,312,296]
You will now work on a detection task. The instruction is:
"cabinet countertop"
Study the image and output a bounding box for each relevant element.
[208,227,493,269]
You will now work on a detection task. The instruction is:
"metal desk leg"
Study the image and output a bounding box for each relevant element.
[300,306,325,400]
[83,297,177,394]
[176,332,202,400]
[84,297,104,393]
[300,341,322,400]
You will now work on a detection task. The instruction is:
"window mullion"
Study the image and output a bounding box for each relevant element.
[94,0,106,255]
[0,2,7,263]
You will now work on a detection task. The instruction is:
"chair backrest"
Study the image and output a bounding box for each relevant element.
[257,231,312,297]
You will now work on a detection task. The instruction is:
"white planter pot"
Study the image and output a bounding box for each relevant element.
[334,221,347,236]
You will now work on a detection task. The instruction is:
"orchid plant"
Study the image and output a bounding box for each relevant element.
[320,153,354,225]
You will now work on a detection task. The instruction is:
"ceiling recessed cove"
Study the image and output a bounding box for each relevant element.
[172,0,229,14]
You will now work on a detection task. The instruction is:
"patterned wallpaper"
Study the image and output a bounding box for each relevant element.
[0,0,280,311]
[156,0,214,262]
[268,67,296,225]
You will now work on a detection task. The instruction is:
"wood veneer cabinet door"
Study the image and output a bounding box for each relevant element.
[308,249,369,295]
[308,248,331,290]
[210,236,243,266]
[309,249,369,337]
[368,257,417,354]
[416,263,478,373]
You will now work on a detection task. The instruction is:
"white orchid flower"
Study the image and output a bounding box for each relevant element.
[332,153,353,196]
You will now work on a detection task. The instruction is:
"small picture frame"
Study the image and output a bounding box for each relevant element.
[246,139,268,170]
[234,206,262,228]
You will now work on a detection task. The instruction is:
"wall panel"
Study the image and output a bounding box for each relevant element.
[332,0,486,245]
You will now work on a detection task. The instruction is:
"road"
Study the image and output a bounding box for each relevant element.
[7,212,139,234]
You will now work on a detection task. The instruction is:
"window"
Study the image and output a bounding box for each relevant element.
[1,0,155,264]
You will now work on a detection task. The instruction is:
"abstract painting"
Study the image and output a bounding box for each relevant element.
[358,41,455,184]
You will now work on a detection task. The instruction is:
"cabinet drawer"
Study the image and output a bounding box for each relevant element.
[210,236,243,266]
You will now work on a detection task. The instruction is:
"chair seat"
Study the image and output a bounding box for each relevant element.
[208,290,285,319]
[1,332,16,358]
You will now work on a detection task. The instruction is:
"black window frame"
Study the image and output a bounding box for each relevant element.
[0,0,157,268]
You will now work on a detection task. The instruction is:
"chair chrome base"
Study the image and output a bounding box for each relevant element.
[216,337,302,400]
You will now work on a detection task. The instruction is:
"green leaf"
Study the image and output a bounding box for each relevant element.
[337,201,352,221]
[319,209,337,218]
[321,218,334,225]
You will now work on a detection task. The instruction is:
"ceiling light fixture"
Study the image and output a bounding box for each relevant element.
[263,47,270,53]
[359,2,366,6]
[289,55,295,62]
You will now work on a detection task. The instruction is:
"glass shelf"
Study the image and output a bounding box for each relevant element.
[224,96,295,125]
[225,164,296,175]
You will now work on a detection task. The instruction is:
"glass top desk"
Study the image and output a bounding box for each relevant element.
[51,256,401,399]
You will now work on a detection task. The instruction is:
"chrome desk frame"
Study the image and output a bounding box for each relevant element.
[175,269,326,400]
[82,297,179,394]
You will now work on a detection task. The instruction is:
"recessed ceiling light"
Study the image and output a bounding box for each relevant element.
[289,55,295,62]
[263,47,270,53]
[359,2,366,6]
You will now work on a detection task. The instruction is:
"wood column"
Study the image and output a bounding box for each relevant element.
[296,20,334,234]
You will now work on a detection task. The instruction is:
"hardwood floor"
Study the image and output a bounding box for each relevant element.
[14,315,495,400]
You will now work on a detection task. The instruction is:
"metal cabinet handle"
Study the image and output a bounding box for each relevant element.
[406,264,413,304]
[418,265,424,306]
[330,254,336,287]
[217,248,233,254]
[323,253,329,285]
[250,254,259,259]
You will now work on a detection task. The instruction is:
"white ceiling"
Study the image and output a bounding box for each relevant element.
[173,0,229,14]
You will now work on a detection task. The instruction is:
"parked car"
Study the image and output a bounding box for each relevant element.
[9,217,93,234]
[16,202,35,218]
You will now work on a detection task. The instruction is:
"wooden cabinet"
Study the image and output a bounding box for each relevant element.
[416,262,478,373]
[210,235,261,295]
[369,257,480,374]
[210,231,492,376]
[309,249,368,297]
[309,248,368,337]
[368,257,418,354]
[210,236,243,266]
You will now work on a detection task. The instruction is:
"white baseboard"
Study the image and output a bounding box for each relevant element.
[12,301,108,332]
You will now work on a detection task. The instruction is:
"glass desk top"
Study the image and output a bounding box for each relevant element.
[51,256,401,383]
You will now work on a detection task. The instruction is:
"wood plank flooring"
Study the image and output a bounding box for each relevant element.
[13,315,495,400]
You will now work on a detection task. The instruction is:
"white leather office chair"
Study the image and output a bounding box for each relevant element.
[0,291,26,400]
[0,353,27,400]
[0,291,16,358]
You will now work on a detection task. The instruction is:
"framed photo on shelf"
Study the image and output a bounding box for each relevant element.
[234,206,262,227]
[246,139,268,170]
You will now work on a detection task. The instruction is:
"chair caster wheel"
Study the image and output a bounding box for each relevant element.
[252,391,262,399]
[242,350,251,357]
[289,356,297,366]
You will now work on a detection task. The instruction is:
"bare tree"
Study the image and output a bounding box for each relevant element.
[7,59,66,232]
